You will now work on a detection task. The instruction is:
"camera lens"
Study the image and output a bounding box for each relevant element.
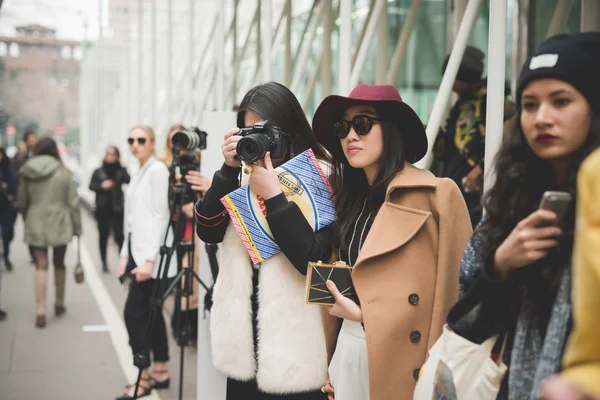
[172,130,198,150]
[237,134,271,163]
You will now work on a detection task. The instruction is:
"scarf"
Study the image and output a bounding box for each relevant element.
[508,264,572,400]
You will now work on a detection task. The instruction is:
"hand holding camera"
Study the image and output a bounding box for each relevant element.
[222,128,242,168]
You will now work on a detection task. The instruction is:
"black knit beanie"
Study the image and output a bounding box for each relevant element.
[516,32,600,115]
[442,45,485,84]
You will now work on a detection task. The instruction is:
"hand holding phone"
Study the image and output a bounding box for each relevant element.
[538,191,572,227]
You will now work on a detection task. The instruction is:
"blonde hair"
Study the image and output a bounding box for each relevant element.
[129,125,156,154]
[161,123,186,168]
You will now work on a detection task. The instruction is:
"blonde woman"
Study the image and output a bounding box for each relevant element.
[116,126,177,399]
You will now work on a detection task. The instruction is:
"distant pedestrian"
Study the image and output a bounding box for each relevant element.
[17,137,81,328]
[0,147,17,271]
[0,147,17,322]
[11,140,28,173]
[89,146,130,273]
[14,131,39,265]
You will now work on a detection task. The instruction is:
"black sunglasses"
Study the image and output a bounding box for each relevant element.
[333,115,381,139]
[127,137,147,145]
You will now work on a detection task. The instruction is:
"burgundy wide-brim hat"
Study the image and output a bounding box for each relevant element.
[312,84,428,163]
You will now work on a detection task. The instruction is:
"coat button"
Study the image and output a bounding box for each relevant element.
[413,368,420,380]
[410,330,421,343]
[408,293,419,305]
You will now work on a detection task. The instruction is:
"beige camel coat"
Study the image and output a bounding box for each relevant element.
[322,163,472,400]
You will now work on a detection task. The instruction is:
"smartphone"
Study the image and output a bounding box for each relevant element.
[538,191,572,224]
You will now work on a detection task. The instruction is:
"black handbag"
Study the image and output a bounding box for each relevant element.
[305,261,358,305]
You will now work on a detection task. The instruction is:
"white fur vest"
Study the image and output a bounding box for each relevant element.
[210,223,328,394]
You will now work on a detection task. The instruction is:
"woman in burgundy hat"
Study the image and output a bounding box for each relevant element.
[309,84,472,400]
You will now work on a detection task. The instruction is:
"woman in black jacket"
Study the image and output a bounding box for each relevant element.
[194,82,331,400]
[89,146,130,272]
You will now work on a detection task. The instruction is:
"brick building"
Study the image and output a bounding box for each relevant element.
[0,24,83,140]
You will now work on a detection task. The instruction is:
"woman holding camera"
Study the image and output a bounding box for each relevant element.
[447,32,600,400]
[89,145,130,273]
[116,125,177,400]
[195,81,331,399]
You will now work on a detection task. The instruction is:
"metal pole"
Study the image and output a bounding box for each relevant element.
[350,0,386,88]
[339,0,352,95]
[581,0,600,32]
[483,0,507,194]
[166,0,172,125]
[375,2,388,85]
[232,0,238,105]
[217,1,225,109]
[386,0,422,84]
[256,0,262,84]
[322,0,332,95]
[97,0,103,138]
[546,0,570,38]
[189,0,195,123]
[137,0,142,123]
[262,0,272,82]
[284,0,292,86]
[415,0,483,170]
[291,1,325,92]
[151,0,156,127]
[511,0,529,98]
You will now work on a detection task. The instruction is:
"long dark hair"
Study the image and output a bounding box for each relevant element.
[329,104,407,250]
[479,112,600,261]
[0,147,10,170]
[236,81,328,161]
[34,137,61,161]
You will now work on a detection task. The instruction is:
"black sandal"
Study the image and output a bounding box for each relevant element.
[115,377,152,399]
[150,369,170,389]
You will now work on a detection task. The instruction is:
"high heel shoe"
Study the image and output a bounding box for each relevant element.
[115,377,152,399]
[150,369,170,389]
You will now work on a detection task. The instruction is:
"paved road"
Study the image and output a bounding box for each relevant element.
[0,209,198,400]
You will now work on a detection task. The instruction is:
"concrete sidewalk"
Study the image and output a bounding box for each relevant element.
[0,211,198,400]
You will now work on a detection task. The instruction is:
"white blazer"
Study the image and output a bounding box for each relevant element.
[121,157,177,278]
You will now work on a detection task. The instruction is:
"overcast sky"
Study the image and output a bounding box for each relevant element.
[0,0,108,40]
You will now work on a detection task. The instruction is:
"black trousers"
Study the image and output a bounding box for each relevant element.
[124,256,169,363]
[226,379,327,400]
[96,210,124,264]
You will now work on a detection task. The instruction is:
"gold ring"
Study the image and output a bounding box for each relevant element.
[321,386,327,393]
[243,165,253,175]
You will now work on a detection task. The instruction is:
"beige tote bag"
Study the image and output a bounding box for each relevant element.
[413,324,507,400]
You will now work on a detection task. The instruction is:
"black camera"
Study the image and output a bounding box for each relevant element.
[235,120,289,164]
[172,127,207,151]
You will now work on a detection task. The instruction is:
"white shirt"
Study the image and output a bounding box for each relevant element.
[121,156,177,278]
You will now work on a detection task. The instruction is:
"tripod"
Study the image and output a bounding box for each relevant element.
[130,178,217,400]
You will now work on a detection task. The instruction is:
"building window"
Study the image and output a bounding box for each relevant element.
[73,46,83,61]
[61,45,72,60]
[0,42,7,57]
[9,43,20,57]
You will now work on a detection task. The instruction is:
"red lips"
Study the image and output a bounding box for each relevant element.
[347,145,362,154]
[535,133,558,144]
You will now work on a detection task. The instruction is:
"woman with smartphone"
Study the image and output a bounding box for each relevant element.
[447,32,600,400]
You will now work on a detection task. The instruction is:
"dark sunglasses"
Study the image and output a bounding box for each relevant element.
[127,137,147,145]
[333,115,381,139]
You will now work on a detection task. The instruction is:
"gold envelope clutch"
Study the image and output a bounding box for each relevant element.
[305,261,358,305]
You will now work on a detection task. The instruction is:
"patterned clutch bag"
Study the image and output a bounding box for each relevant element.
[306,261,358,305]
